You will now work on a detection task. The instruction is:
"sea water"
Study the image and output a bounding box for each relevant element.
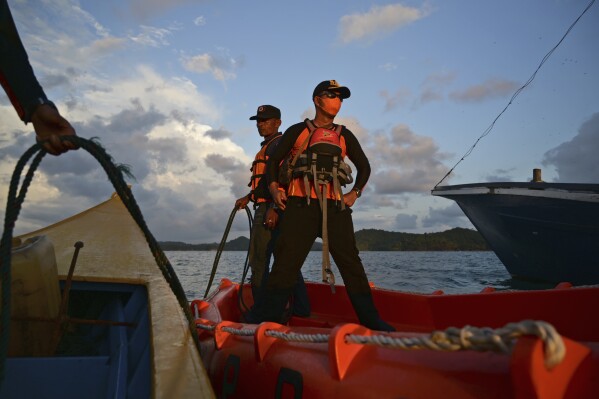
[166,251,557,301]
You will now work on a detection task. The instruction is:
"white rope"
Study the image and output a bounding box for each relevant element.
[221,326,255,337]
[200,319,565,369]
[266,330,329,343]
[196,323,216,332]
[346,320,565,369]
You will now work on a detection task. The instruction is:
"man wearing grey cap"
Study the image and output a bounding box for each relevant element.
[253,81,395,331]
[236,105,310,319]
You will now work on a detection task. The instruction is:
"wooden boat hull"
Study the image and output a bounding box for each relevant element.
[2,194,214,398]
[193,279,599,398]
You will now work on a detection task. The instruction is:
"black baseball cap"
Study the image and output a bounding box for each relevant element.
[312,80,351,99]
[249,105,281,120]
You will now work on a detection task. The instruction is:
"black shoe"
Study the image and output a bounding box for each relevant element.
[347,291,395,331]
[241,308,260,324]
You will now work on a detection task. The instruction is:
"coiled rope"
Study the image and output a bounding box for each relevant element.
[203,204,255,315]
[0,136,200,383]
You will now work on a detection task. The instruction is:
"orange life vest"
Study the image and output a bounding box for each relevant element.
[249,135,281,203]
[287,125,349,201]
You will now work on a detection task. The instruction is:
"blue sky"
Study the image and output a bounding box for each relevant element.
[1,0,598,243]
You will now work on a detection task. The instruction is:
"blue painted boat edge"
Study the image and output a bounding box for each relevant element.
[1,281,151,399]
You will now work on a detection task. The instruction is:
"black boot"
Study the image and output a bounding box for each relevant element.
[291,273,311,317]
[241,284,264,323]
[347,292,396,332]
[250,288,293,324]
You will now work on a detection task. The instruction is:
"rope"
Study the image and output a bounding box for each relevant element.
[349,320,565,369]
[0,136,200,383]
[195,319,565,369]
[237,206,254,314]
[266,330,329,344]
[204,205,252,299]
[319,184,336,293]
[221,326,255,337]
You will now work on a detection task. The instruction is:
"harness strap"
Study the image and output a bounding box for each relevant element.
[301,120,345,294]
[320,184,336,293]
[332,157,345,211]
[310,155,320,208]
[304,173,311,206]
[288,119,316,173]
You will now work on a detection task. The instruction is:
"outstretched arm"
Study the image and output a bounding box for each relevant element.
[0,0,77,155]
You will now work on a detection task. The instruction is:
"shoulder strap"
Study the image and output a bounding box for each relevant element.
[306,119,343,135]
[289,119,315,168]
[263,134,282,155]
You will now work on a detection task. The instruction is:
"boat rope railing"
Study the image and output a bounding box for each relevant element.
[194,318,565,369]
[266,330,329,344]
[348,320,565,369]
[221,326,255,337]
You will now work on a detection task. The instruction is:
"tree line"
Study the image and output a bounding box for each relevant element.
[159,227,489,251]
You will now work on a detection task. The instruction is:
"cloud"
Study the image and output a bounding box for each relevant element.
[421,203,472,229]
[204,154,251,198]
[381,88,412,112]
[484,168,516,182]
[204,128,233,141]
[366,124,452,194]
[337,3,430,44]
[78,65,219,120]
[204,154,244,173]
[449,78,519,103]
[11,1,126,75]
[0,61,245,243]
[381,71,457,111]
[379,63,398,72]
[127,0,209,21]
[418,71,456,105]
[182,52,243,81]
[2,1,259,244]
[394,213,418,230]
[423,72,457,87]
[128,25,174,47]
[542,112,599,183]
[193,16,207,26]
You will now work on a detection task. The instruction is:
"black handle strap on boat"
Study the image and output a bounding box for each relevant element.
[203,205,252,299]
[0,136,200,385]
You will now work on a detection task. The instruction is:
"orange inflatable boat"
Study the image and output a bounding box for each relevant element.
[192,279,599,399]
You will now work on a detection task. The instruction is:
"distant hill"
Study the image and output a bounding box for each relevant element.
[354,227,489,251]
[158,236,252,251]
[159,227,489,251]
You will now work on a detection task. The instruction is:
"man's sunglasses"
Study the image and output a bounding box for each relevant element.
[318,91,343,101]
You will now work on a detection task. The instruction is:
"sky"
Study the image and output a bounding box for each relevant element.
[1,0,598,244]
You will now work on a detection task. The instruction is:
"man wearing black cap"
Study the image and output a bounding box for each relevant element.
[253,80,395,331]
[236,105,310,318]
